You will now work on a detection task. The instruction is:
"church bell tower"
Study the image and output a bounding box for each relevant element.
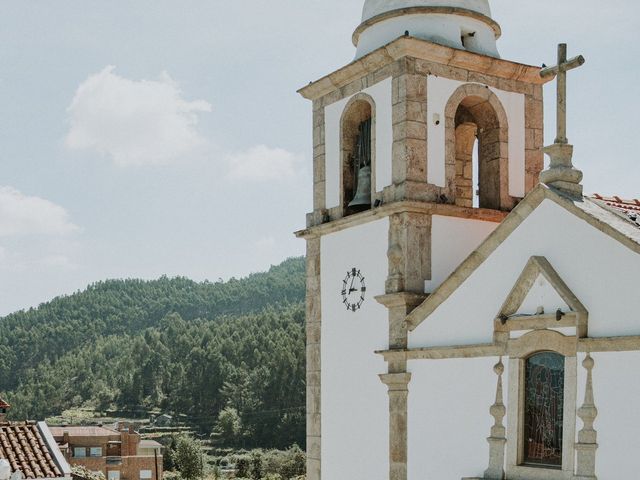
[296,2,553,479]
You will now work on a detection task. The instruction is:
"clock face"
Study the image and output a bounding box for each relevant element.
[342,267,366,312]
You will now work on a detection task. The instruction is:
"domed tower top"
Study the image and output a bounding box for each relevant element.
[354,0,501,59]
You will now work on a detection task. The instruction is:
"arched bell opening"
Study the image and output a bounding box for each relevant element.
[445,85,512,211]
[340,96,375,217]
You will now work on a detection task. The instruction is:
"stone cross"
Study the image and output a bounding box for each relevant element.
[539,44,586,196]
[541,44,585,144]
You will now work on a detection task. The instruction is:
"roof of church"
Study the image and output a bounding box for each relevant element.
[406,184,640,330]
[591,194,640,227]
[0,422,66,479]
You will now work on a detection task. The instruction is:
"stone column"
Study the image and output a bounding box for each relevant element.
[305,237,322,480]
[380,372,412,480]
[484,358,506,480]
[574,353,598,480]
[376,293,425,480]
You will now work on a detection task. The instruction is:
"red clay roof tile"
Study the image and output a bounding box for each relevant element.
[0,423,63,479]
[591,194,640,227]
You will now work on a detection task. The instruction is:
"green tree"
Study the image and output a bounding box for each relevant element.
[174,436,204,480]
[212,406,243,447]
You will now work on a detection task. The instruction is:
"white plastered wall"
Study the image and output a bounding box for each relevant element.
[408,357,495,479]
[410,198,640,349]
[324,77,393,209]
[576,351,640,479]
[320,218,390,480]
[516,273,571,315]
[426,76,526,197]
[405,199,640,478]
[425,215,499,293]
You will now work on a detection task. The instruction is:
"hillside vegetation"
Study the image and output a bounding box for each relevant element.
[0,257,306,449]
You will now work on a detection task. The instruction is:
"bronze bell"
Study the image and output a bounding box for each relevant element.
[348,165,372,209]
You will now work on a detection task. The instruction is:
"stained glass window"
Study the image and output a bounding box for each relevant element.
[523,352,565,467]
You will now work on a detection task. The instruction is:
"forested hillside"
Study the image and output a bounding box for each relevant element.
[0,257,306,448]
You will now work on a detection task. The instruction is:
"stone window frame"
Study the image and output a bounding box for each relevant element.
[443,83,514,211]
[339,93,377,215]
[505,330,577,480]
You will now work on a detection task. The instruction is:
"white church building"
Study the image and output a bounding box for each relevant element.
[296,1,640,479]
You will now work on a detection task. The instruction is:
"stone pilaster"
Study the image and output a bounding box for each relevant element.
[390,58,433,203]
[380,372,412,480]
[484,358,506,480]
[386,212,431,296]
[376,292,425,480]
[574,353,598,480]
[305,237,321,480]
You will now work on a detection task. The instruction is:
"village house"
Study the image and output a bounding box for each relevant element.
[48,425,162,480]
[0,399,71,480]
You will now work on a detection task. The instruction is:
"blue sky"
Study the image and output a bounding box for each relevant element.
[0,0,637,315]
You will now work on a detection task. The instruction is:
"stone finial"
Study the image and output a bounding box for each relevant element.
[575,353,598,480]
[484,358,506,480]
[539,44,586,196]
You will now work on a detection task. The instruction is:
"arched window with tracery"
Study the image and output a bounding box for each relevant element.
[523,351,565,468]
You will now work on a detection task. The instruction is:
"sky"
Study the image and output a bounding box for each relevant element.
[0,0,638,315]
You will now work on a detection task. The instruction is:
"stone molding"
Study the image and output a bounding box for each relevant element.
[405,184,640,331]
[296,200,507,240]
[496,256,589,339]
[503,330,578,480]
[352,6,502,47]
[378,334,640,361]
[298,37,550,101]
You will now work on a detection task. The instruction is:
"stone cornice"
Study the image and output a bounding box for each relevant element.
[352,6,502,47]
[298,36,551,101]
[376,335,640,361]
[294,201,507,239]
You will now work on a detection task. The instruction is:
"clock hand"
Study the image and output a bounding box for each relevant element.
[349,273,355,291]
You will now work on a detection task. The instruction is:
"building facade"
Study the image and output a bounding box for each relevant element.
[297,1,640,480]
[49,425,162,480]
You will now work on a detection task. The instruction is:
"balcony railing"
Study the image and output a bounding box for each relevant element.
[106,456,122,465]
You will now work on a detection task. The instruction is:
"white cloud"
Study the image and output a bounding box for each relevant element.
[0,187,79,237]
[65,66,211,166]
[226,145,302,182]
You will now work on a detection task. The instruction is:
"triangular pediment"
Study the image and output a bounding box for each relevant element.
[498,256,586,318]
[406,184,640,331]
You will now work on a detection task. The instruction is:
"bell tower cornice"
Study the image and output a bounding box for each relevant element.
[298,36,549,102]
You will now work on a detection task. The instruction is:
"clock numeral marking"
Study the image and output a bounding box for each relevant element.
[342,267,366,313]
